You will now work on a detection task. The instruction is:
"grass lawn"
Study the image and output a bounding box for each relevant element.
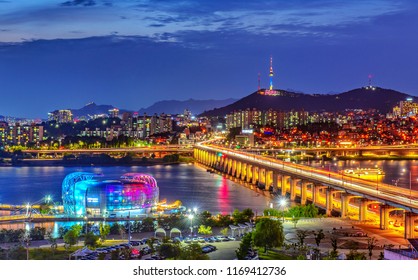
[258,249,294,260]
[30,246,82,260]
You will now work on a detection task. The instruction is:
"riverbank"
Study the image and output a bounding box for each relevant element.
[0,157,195,167]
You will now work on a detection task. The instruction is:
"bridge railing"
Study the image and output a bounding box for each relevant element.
[196,143,418,209]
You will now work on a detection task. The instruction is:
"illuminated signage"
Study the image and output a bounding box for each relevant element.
[87,197,99,203]
[258,89,280,96]
[242,129,253,134]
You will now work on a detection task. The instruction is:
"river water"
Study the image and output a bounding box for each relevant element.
[307,159,418,190]
[0,160,417,231]
[0,163,272,215]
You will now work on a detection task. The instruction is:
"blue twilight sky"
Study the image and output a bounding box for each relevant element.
[0,0,417,118]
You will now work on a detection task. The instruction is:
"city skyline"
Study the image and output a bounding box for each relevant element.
[0,0,417,118]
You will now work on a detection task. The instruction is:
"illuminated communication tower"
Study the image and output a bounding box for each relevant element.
[365,74,376,90]
[269,56,274,90]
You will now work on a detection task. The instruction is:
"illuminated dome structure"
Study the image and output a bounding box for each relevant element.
[62,172,159,217]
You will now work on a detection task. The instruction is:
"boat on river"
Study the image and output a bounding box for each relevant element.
[343,167,385,180]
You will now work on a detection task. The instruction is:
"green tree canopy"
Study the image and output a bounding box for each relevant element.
[252,218,284,253]
[99,223,110,241]
[63,229,79,248]
[236,232,253,260]
[179,243,209,260]
[159,243,181,259]
[84,232,99,248]
[197,225,212,235]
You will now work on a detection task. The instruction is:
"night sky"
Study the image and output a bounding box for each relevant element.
[0,0,417,118]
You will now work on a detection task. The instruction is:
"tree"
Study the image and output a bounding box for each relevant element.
[198,225,212,235]
[142,217,155,232]
[121,247,132,260]
[71,224,83,237]
[179,243,209,260]
[199,211,212,226]
[99,223,110,241]
[110,223,122,235]
[46,230,57,256]
[232,209,244,224]
[314,229,325,247]
[217,214,231,227]
[263,208,280,217]
[330,235,338,253]
[111,249,120,260]
[346,249,366,260]
[63,229,79,248]
[252,218,284,253]
[303,204,318,218]
[159,243,181,259]
[325,250,339,260]
[29,227,46,241]
[236,232,252,260]
[242,208,255,221]
[58,227,67,239]
[296,230,309,247]
[367,237,378,260]
[220,227,229,236]
[146,237,158,253]
[291,216,300,228]
[84,232,99,248]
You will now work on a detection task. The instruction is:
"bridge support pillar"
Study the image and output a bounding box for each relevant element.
[258,168,266,188]
[379,205,392,230]
[341,194,347,219]
[326,188,333,216]
[272,172,278,193]
[290,178,300,201]
[404,212,418,239]
[359,199,369,222]
[236,161,241,179]
[265,170,273,190]
[232,160,237,177]
[252,166,258,185]
[240,163,246,180]
[246,165,252,183]
[301,181,309,205]
[312,185,319,204]
[281,175,289,196]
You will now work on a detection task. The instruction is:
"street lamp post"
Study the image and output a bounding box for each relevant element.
[84,216,88,235]
[279,198,287,223]
[402,168,413,205]
[188,214,194,236]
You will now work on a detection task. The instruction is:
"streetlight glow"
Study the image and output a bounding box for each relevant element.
[279,198,287,223]
[188,214,194,236]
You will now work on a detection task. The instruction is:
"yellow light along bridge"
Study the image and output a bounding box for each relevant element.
[194,142,418,239]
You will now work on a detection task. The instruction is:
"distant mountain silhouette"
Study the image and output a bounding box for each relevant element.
[137,98,238,115]
[69,98,238,118]
[71,102,129,118]
[201,87,411,116]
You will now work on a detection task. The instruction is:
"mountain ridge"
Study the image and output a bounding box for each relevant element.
[200,87,411,116]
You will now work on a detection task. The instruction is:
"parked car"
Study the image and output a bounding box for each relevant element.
[129,241,140,246]
[201,245,217,253]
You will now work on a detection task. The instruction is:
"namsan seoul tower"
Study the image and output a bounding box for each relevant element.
[269,56,274,90]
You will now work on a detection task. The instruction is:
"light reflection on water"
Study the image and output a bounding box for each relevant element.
[0,164,271,230]
[3,160,414,231]
[305,159,418,190]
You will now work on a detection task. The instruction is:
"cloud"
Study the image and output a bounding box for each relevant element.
[61,0,96,7]
[0,0,414,45]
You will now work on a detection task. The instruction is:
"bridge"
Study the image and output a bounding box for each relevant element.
[194,142,418,239]
[242,145,418,158]
[20,146,193,158]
